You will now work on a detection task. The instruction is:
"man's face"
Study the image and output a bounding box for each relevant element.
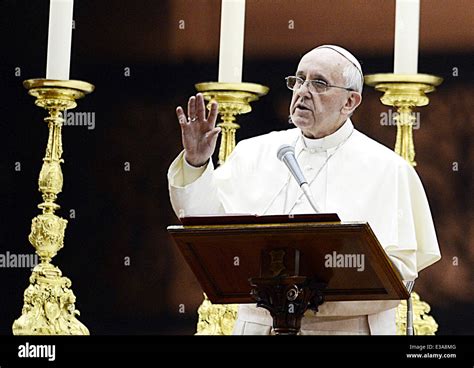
[289,49,353,139]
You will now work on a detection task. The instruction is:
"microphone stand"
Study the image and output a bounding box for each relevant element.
[300,183,321,213]
[405,280,415,335]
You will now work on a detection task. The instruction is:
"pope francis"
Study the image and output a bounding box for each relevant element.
[167,45,441,335]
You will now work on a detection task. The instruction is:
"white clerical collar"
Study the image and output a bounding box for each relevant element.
[299,119,354,153]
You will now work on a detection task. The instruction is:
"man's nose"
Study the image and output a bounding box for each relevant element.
[296,80,311,98]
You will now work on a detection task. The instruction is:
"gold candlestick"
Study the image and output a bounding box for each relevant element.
[193,81,268,334]
[364,73,443,166]
[195,82,269,165]
[366,73,442,335]
[12,79,94,335]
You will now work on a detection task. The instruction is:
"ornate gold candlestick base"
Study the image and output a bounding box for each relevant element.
[12,79,94,335]
[195,294,238,335]
[396,292,438,335]
[195,82,269,164]
[365,73,443,166]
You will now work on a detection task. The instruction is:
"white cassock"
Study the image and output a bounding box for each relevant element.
[167,119,441,335]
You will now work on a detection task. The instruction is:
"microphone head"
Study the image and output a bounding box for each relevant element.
[277,144,295,161]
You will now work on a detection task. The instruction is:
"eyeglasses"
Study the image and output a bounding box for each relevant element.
[285,76,354,94]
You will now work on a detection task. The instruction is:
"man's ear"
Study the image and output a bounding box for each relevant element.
[341,92,362,115]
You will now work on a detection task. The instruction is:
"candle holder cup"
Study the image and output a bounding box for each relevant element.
[195,82,269,165]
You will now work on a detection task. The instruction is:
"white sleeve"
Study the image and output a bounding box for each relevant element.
[182,156,208,186]
[167,150,225,217]
[404,164,441,272]
[386,248,418,282]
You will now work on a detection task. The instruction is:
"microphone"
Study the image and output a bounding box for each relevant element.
[277,144,321,213]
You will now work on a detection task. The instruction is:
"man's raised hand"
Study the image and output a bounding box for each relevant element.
[176,93,220,167]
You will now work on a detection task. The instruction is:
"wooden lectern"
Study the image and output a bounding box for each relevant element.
[167,214,409,335]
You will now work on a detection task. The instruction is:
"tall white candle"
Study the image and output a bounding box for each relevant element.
[46,0,74,80]
[393,0,420,74]
[218,0,246,83]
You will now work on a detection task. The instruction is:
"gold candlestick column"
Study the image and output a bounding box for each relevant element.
[12,79,94,335]
[195,82,269,165]
[364,73,443,166]
[193,81,268,334]
[365,73,442,335]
